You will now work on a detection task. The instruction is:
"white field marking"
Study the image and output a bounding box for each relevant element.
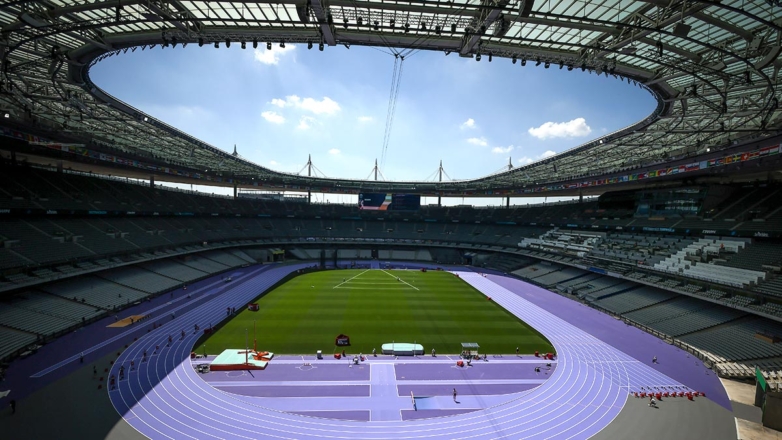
[380,269,419,290]
[332,269,369,289]
[333,286,411,290]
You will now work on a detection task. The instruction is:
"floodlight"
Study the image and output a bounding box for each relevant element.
[319,42,324,51]
[488,53,492,62]
[535,58,541,66]
[3,113,9,118]
[559,61,563,69]
[475,53,481,62]
[241,41,246,49]
[214,41,219,48]
[308,41,313,50]
[357,17,363,26]
[567,65,573,71]
[581,63,586,71]
[435,25,441,35]
[373,21,379,30]
[521,59,526,66]
[450,23,456,33]
[343,18,348,29]
[143,116,148,122]
[171,37,177,48]
[512,56,517,64]
[280,41,285,48]
[421,22,426,31]
[267,42,272,50]
[404,22,410,33]
[198,37,204,47]
[544,61,550,68]
[390,19,395,28]
[225,39,230,48]
[253,39,258,49]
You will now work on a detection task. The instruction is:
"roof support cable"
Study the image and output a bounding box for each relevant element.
[380,53,404,168]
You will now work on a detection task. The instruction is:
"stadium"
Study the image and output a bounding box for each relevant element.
[0,0,781,439]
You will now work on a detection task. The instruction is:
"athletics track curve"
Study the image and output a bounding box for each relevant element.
[108,265,696,439]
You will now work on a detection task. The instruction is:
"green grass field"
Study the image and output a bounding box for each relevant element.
[201,269,554,355]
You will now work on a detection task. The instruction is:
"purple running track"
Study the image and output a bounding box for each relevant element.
[105,269,720,439]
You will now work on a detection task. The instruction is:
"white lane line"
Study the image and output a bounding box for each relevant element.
[380,269,419,291]
[332,269,369,289]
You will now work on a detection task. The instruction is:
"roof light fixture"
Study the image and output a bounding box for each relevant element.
[225,39,230,48]
[390,19,395,29]
[435,25,441,35]
[267,42,272,50]
[521,58,526,66]
[214,41,219,48]
[280,41,285,48]
[319,42,324,51]
[374,20,379,30]
[357,17,363,26]
[241,40,246,49]
[488,53,492,62]
[343,18,348,29]
[308,41,313,50]
[476,53,481,62]
[253,39,257,49]
[404,22,410,33]
[198,37,204,47]
[544,61,550,68]
[451,23,456,33]
[536,58,541,66]
[512,56,517,64]
[420,22,426,31]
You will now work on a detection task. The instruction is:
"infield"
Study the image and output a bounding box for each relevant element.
[200,269,554,355]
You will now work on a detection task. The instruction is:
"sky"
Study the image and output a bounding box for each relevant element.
[91,43,656,206]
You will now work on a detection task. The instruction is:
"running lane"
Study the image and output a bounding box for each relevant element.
[109,270,700,439]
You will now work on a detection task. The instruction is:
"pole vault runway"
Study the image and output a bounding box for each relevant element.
[108,268,698,439]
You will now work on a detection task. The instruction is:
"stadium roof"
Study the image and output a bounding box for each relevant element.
[0,0,779,194]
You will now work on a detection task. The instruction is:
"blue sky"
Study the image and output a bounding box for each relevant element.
[91,43,655,205]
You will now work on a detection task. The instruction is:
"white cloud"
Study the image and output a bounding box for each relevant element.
[528,117,592,140]
[358,116,373,123]
[460,118,477,129]
[261,111,285,124]
[517,150,558,165]
[253,45,296,65]
[269,95,340,115]
[297,116,315,130]
[269,160,278,166]
[329,148,341,155]
[492,146,514,154]
[467,137,488,147]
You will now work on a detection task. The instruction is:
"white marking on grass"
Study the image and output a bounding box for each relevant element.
[332,269,369,289]
[380,269,419,290]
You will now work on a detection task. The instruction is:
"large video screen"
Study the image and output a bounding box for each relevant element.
[358,193,421,211]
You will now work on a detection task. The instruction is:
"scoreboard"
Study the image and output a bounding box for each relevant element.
[358,193,421,211]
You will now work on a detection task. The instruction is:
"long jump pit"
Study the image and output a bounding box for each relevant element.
[107,315,148,328]
[209,349,275,371]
